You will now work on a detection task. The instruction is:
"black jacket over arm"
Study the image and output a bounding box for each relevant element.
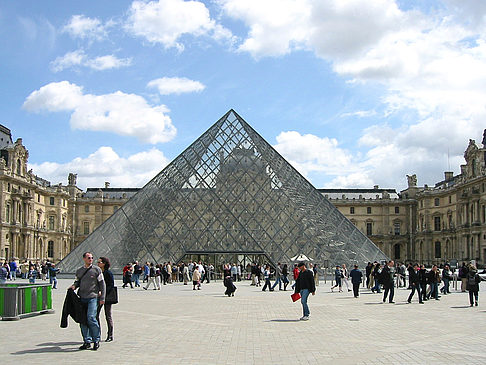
[103,269,115,295]
[294,269,316,293]
[60,289,87,328]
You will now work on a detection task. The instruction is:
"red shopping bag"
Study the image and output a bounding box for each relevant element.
[291,292,301,302]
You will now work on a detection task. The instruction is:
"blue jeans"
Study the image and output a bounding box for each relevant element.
[271,276,282,290]
[132,273,140,287]
[373,279,381,293]
[300,289,310,317]
[429,283,439,299]
[80,297,101,343]
[50,276,57,289]
[441,279,450,293]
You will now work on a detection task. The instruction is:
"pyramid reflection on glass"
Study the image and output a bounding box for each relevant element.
[58,110,387,273]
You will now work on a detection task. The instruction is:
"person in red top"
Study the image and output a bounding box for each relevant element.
[122,263,133,289]
[292,264,300,289]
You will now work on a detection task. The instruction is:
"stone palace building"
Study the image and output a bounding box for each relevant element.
[1,123,485,267]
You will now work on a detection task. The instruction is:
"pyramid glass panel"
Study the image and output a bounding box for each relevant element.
[58,110,387,273]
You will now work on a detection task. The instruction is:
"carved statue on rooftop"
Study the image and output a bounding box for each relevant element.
[68,173,77,186]
[407,174,417,187]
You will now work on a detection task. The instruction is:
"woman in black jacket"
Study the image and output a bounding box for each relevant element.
[466,266,481,307]
[97,257,115,342]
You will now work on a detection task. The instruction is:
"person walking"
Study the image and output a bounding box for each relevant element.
[419,264,428,302]
[466,265,481,307]
[97,257,115,342]
[122,263,133,289]
[407,264,423,304]
[262,265,273,291]
[8,259,17,281]
[282,264,289,291]
[382,260,396,304]
[427,265,440,300]
[365,262,372,288]
[459,262,469,292]
[341,264,351,292]
[440,264,452,295]
[271,263,283,291]
[193,266,201,290]
[331,265,343,292]
[0,263,8,284]
[49,264,60,289]
[28,265,37,284]
[349,265,363,298]
[371,262,382,293]
[291,264,299,289]
[224,275,237,297]
[69,252,106,351]
[132,261,142,287]
[143,263,159,290]
[313,264,319,287]
[294,262,316,320]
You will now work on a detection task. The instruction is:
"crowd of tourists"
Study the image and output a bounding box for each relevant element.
[0,259,60,287]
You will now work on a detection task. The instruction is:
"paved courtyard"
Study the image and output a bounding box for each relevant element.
[1,277,485,364]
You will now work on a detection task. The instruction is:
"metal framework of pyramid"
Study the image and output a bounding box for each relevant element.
[59,110,387,273]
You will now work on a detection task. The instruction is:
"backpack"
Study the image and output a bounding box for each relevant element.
[468,274,477,286]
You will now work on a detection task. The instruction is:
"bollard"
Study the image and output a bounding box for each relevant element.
[0,283,54,320]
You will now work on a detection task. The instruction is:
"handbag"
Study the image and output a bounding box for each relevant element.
[105,287,118,304]
[291,292,301,302]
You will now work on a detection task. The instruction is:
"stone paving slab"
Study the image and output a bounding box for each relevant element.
[1,278,485,364]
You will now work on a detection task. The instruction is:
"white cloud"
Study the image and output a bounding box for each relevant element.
[63,15,107,41]
[147,77,205,95]
[126,0,234,50]
[29,146,169,189]
[219,0,486,189]
[341,110,377,118]
[51,50,132,72]
[273,131,354,177]
[23,81,176,144]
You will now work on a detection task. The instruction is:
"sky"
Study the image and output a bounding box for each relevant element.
[0,0,485,191]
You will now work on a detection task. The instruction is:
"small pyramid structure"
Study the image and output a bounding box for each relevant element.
[58,110,387,273]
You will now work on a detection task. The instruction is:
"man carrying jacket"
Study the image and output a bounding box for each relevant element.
[69,252,106,351]
[382,260,396,304]
[294,262,316,321]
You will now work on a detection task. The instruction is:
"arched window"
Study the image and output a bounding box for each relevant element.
[394,244,401,260]
[16,159,21,175]
[434,241,441,259]
[47,241,54,258]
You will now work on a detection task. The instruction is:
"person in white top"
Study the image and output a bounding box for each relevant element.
[341,264,351,292]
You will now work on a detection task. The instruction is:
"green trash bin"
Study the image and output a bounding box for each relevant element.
[0,283,54,320]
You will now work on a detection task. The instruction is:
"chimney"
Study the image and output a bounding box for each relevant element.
[105,181,110,189]
[444,172,453,180]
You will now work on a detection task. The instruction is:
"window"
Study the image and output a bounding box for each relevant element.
[434,216,441,231]
[47,241,54,258]
[394,244,401,260]
[84,205,90,213]
[366,222,373,235]
[37,194,40,202]
[434,198,440,206]
[434,241,441,258]
[394,206,399,214]
[5,204,10,222]
[367,207,372,214]
[394,221,400,235]
[48,216,55,230]
[449,196,452,204]
[16,159,21,175]
[350,207,355,214]
[49,197,55,205]
[83,222,90,235]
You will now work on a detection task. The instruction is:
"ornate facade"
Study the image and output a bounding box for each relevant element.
[1,122,485,267]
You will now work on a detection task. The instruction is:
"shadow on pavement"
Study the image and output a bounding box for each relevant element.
[450,306,473,309]
[268,319,301,322]
[11,342,80,355]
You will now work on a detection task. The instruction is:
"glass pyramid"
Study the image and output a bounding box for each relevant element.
[58,110,387,273]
